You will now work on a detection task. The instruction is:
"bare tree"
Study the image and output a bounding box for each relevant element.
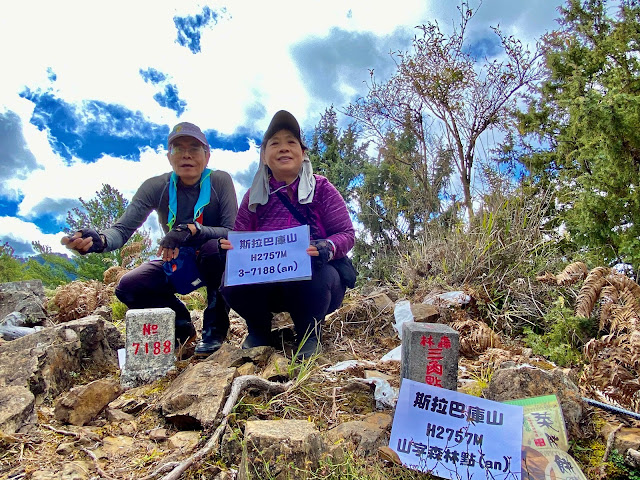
[346,1,541,220]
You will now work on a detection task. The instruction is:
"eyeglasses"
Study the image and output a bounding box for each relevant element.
[170,145,206,156]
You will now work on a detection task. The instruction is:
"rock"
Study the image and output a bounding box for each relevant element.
[75,428,102,445]
[149,428,170,441]
[98,435,135,456]
[168,431,201,451]
[220,425,244,466]
[0,280,47,325]
[238,420,325,480]
[103,320,125,351]
[54,378,122,426]
[0,317,119,433]
[0,324,37,340]
[93,305,112,322]
[323,412,392,455]
[626,448,640,468]
[601,424,640,453]
[0,386,36,434]
[105,408,134,422]
[236,363,256,376]
[56,441,75,455]
[484,366,586,438]
[159,362,237,429]
[31,462,93,480]
[108,387,149,414]
[205,343,274,368]
[120,421,137,435]
[410,303,440,323]
[2,311,28,327]
[368,293,394,315]
[261,353,290,382]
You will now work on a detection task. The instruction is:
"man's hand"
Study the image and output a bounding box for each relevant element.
[308,239,334,267]
[61,228,105,255]
[158,225,193,261]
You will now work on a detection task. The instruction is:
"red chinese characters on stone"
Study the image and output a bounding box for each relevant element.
[422,335,451,387]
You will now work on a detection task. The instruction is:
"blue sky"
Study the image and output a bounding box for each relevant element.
[0,0,565,256]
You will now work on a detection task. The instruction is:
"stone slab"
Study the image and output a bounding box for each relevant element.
[120,308,176,388]
[401,322,459,390]
[0,280,46,324]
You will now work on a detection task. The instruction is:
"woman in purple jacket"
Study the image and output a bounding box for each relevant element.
[220,110,355,359]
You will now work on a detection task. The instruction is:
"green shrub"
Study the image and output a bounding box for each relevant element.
[110,298,128,321]
[608,450,640,480]
[179,287,207,310]
[524,296,593,367]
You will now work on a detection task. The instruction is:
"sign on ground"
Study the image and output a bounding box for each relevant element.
[389,379,524,480]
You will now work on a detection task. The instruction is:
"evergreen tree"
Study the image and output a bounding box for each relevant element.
[0,243,25,283]
[516,0,640,273]
[66,184,152,280]
[22,242,77,288]
[307,106,369,212]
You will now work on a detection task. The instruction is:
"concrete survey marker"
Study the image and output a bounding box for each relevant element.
[120,308,176,388]
[401,322,459,390]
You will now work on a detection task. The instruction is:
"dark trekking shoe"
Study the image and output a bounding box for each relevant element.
[241,331,272,349]
[295,333,321,360]
[194,338,223,357]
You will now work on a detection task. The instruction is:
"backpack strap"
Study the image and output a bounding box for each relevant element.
[276,191,308,225]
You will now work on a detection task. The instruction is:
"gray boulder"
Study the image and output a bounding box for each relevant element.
[0,280,47,325]
[159,362,237,429]
[484,365,586,438]
[54,378,122,426]
[0,316,121,433]
[239,420,325,480]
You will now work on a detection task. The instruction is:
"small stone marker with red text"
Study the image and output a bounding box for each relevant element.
[120,308,176,388]
[401,322,459,390]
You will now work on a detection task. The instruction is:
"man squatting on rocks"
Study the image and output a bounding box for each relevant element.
[62,122,238,357]
[220,110,355,359]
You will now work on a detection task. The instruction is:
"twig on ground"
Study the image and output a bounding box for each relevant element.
[331,387,338,421]
[81,447,118,480]
[158,375,293,480]
[137,462,181,480]
[41,424,81,439]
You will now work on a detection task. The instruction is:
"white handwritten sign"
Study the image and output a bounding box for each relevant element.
[224,225,312,286]
[389,379,523,480]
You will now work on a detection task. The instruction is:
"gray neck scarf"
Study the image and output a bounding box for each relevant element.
[248,151,316,212]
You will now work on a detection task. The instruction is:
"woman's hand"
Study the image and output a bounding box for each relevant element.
[308,239,333,267]
[220,238,233,250]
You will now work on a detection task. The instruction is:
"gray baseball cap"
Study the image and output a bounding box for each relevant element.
[168,122,209,149]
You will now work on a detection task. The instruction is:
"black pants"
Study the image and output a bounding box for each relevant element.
[220,263,345,340]
[115,239,228,339]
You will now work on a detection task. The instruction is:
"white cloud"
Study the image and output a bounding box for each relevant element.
[0,216,69,255]
[0,0,568,255]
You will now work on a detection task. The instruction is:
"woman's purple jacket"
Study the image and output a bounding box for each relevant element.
[234,174,355,259]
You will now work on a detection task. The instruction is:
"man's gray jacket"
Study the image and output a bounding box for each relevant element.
[100,170,238,252]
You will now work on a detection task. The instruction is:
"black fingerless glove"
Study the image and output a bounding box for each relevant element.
[159,224,193,250]
[78,228,105,254]
[311,239,333,267]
